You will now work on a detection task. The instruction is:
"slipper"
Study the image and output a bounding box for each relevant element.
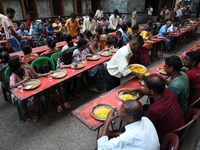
[57,105,63,112]
[32,114,39,122]
[64,102,71,108]
[24,114,31,122]
[89,87,100,93]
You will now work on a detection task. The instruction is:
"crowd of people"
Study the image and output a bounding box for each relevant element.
[0,4,199,149]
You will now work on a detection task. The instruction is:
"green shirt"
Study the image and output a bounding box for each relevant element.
[168,71,189,113]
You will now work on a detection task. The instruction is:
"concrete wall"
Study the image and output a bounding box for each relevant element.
[37,0,52,18]
[64,0,74,16]
[2,0,23,21]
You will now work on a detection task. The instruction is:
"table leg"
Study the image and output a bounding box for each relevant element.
[96,128,100,141]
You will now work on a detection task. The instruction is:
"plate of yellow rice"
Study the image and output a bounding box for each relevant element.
[128,64,147,74]
[116,88,139,101]
[90,103,115,121]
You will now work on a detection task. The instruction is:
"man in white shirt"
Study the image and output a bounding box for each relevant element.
[147,5,153,20]
[176,5,183,19]
[105,35,144,91]
[95,7,103,19]
[97,100,160,150]
[83,11,97,34]
[108,9,120,32]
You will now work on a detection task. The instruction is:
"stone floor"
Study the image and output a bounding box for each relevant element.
[0,29,200,150]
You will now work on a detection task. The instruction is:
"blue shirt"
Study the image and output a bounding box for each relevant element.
[159,25,167,37]
[32,21,44,46]
[16,29,29,43]
[121,31,129,44]
[46,26,55,38]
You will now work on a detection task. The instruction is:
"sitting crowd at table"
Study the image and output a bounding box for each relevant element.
[0,5,200,149]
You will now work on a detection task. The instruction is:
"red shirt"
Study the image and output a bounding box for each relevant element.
[26,20,31,28]
[148,89,184,136]
[186,67,200,88]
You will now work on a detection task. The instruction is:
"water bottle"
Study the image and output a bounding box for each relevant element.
[82,50,86,63]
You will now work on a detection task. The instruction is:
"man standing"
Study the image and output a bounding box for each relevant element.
[2,8,21,52]
[97,100,160,150]
[108,9,120,32]
[65,13,79,39]
[83,11,97,34]
[27,11,44,47]
[176,5,183,20]
[126,74,184,137]
[95,6,103,19]
[105,35,144,91]
[164,55,189,113]
[147,5,153,20]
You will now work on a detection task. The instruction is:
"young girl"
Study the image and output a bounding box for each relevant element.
[0,51,10,69]
[9,56,47,122]
[36,64,71,111]
[62,34,77,52]
[83,30,93,42]
[21,45,38,64]
[40,38,59,56]
[73,38,99,92]
[89,35,102,54]
[58,50,79,99]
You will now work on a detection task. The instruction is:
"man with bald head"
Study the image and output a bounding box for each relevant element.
[105,35,144,91]
[97,100,160,150]
[127,74,184,137]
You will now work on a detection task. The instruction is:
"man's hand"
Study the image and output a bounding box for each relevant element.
[123,88,136,94]
[106,108,118,123]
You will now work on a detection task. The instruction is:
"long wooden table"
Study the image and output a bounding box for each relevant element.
[71,41,198,132]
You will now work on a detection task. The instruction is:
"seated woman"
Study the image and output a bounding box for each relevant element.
[61,34,77,52]
[89,35,102,54]
[40,38,59,56]
[0,51,10,69]
[83,30,93,42]
[8,56,48,121]
[22,45,38,63]
[58,50,79,100]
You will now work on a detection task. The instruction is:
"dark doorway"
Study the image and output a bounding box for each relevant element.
[77,0,82,14]
[24,0,35,12]
[145,0,159,16]
[52,0,61,16]
[91,0,101,13]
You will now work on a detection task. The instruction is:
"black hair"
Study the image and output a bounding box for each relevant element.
[146,27,154,32]
[96,28,102,35]
[8,56,24,79]
[36,64,52,74]
[58,18,62,22]
[65,34,74,48]
[78,33,84,39]
[116,24,121,28]
[83,30,93,39]
[106,39,115,45]
[121,24,128,32]
[46,38,56,48]
[116,31,122,36]
[71,13,76,18]
[114,9,119,15]
[61,21,65,24]
[6,8,15,14]
[127,22,132,28]
[143,74,166,94]
[60,50,73,65]
[186,50,200,65]
[27,11,35,17]
[102,28,109,34]
[131,24,139,31]
[89,11,95,18]
[124,100,143,121]
[48,20,54,24]
[0,46,8,53]
[41,18,46,23]
[22,45,32,55]
[165,55,183,71]
[93,35,100,40]
[0,51,10,64]
[77,38,87,48]
[131,35,144,46]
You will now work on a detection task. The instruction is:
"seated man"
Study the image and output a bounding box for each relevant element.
[16,23,29,44]
[158,21,173,53]
[126,74,184,137]
[97,100,160,150]
[164,55,189,113]
[45,20,55,38]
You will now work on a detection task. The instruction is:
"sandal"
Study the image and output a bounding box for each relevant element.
[57,105,63,112]
[64,102,71,108]
[32,114,39,122]
[24,114,31,122]
[89,87,100,93]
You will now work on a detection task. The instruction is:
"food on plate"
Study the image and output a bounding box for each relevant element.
[157,67,166,74]
[33,82,40,85]
[119,94,134,100]
[129,64,146,73]
[25,85,32,89]
[52,73,63,78]
[144,73,150,76]
[93,107,111,118]
[77,64,84,67]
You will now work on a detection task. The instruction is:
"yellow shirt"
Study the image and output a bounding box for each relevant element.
[65,18,79,37]
[127,28,132,34]
[140,31,149,40]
